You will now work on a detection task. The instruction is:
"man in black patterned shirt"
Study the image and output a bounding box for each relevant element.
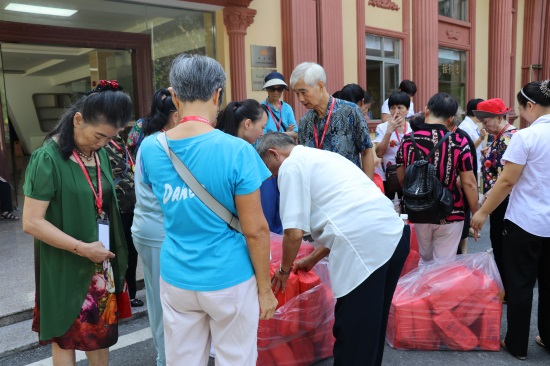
[290,62,374,179]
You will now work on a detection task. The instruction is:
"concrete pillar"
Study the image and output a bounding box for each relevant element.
[223,5,256,101]
[488,0,513,103]
[356,0,366,89]
[412,0,439,110]
[317,0,344,93]
[542,1,550,79]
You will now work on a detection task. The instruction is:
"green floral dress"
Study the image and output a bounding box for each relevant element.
[23,140,128,350]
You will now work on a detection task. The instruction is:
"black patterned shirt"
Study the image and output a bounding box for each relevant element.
[298,97,373,167]
[105,135,136,214]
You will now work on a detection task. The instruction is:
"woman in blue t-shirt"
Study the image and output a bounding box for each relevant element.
[139,54,277,366]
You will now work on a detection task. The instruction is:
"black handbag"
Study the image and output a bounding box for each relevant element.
[384,164,401,194]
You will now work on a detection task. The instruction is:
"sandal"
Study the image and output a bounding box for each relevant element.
[501,340,526,360]
[130,298,144,307]
[535,335,547,350]
[1,211,19,220]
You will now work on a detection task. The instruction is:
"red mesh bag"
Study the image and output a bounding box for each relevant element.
[424,266,482,313]
[400,250,420,278]
[308,319,335,360]
[433,310,478,351]
[453,271,501,326]
[386,296,416,349]
[273,270,301,337]
[297,270,322,294]
[288,336,315,366]
[258,318,278,350]
[299,275,330,332]
[471,300,502,351]
[411,298,441,350]
[257,348,275,365]
[268,342,295,366]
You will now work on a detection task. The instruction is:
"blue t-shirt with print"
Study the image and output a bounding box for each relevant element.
[262,100,298,133]
[140,129,271,291]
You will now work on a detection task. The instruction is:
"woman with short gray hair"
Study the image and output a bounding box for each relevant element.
[139,54,277,365]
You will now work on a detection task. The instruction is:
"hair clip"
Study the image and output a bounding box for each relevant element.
[90,80,122,94]
[540,80,550,98]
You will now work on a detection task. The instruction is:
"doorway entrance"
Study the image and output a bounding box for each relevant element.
[0,42,138,202]
[0,20,152,201]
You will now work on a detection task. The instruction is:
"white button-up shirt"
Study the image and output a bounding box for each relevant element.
[503,114,550,237]
[278,145,404,298]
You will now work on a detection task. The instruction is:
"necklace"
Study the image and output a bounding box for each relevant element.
[75,148,95,162]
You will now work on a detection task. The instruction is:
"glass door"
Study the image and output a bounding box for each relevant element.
[0,43,135,201]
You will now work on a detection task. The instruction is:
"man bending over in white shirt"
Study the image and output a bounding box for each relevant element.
[256,132,409,366]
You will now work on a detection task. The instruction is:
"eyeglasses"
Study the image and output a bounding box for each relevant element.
[267,87,285,92]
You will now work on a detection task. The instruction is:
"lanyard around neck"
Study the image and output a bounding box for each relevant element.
[394,123,408,146]
[179,116,211,126]
[72,150,103,216]
[314,98,336,149]
[265,100,283,132]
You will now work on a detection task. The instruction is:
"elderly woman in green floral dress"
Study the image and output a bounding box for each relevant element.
[23,81,131,366]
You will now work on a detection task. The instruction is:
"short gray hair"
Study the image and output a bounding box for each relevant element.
[289,62,326,88]
[255,132,296,159]
[169,54,226,102]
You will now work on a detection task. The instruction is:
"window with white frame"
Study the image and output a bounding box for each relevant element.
[366,34,401,120]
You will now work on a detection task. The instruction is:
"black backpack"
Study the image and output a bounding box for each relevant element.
[402,131,454,224]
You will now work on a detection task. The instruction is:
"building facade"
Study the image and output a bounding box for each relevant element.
[1,0,550,187]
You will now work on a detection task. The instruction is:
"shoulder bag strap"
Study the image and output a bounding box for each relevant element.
[156,133,242,233]
[409,131,421,158]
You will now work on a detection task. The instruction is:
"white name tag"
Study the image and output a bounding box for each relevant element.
[98,218,110,251]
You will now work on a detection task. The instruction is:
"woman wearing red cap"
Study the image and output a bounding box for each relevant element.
[472,98,517,298]
[472,81,550,360]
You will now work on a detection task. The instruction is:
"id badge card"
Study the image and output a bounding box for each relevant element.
[97,216,110,251]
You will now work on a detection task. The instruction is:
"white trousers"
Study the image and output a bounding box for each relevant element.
[160,276,259,366]
[415,221,464,262]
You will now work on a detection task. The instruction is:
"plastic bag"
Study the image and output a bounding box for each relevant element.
[386,251,504,351]
[257,234,335,365]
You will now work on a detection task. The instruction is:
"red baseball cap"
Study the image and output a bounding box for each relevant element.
[472,98,512,119]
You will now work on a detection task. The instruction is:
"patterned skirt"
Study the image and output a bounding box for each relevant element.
[32,261,119,351]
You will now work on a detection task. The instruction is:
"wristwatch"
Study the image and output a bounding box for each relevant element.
[279,263,292,275]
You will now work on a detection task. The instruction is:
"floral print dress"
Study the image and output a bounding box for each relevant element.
[482,128,517,193]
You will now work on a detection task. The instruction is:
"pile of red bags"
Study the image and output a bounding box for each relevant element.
[400,223,420,277]
[387,251,504,351]
[257,234,335,365]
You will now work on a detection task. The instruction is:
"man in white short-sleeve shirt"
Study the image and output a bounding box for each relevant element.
[459,98,487,174]
[256,132,409,366]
